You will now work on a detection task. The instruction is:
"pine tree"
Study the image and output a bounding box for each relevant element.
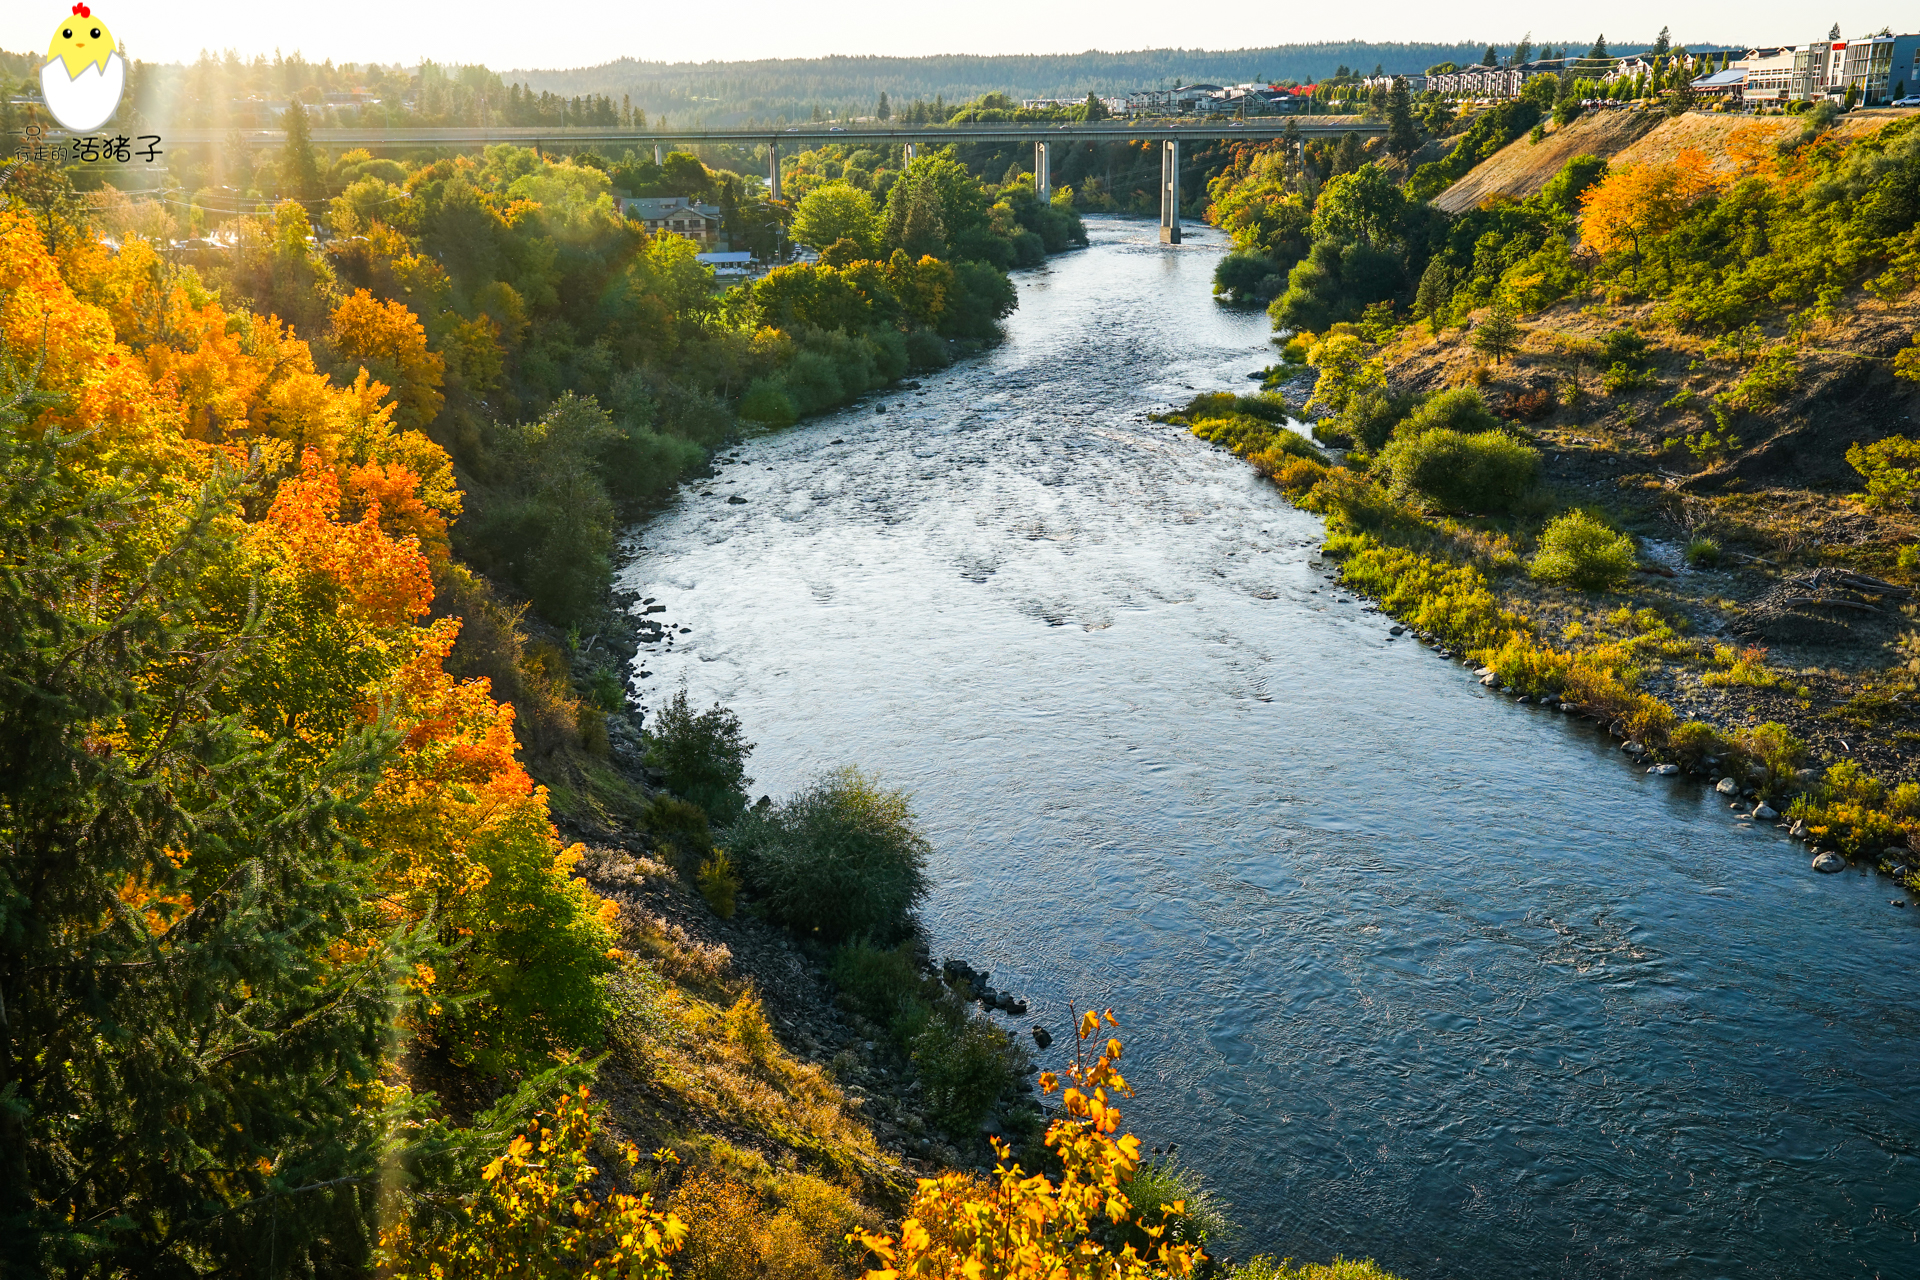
[1482,45,1499,66]
[1386,77,1419,157]
[1514,32,1534,64]
[1472,301,1525,363]
[279,100,322,203]
[1829,22,1842,40]
[877,90,890,121]
[0,413,431,1274]
[1653,26,1672,57]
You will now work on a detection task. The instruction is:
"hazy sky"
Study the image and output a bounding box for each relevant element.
[0,0,1895,69]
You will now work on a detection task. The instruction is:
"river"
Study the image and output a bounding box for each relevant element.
[617,216,1920,1279]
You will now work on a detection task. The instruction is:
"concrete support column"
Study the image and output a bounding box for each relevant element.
[1160,139,1182,244]
[654,141,663,165]
[1034,140,1051,201]
[904,140,917,162]
[768,140,781,203]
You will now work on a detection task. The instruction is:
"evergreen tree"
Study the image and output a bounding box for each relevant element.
[1472,300,1524,363]
[0,414,430,1274]
[1387,77,1419,156]
[279,100,322,203]
[1482,45,1499,66]
[1082,91,1110,121]
[877,90,891,120]
[1653,26,1672,57]
[1514,33,1535,64]
[1586,36,1610,65]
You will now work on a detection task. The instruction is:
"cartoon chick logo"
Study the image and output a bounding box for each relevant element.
[40,3,126,133]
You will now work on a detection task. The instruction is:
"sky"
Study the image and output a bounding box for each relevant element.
[0,0,1896,69]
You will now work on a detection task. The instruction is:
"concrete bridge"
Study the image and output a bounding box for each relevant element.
[163,119,1386,245]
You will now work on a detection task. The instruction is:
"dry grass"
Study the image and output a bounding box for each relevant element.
[1435,110,1659,213]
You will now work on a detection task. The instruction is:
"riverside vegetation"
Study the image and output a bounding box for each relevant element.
[1194,96,1920,878]
[0,102,1412,1279]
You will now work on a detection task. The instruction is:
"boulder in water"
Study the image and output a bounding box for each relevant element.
[1031,1025,1052,1050]
[1813,851,1847,873]
[1752,803,1779,822]
[1716,777,1740,796]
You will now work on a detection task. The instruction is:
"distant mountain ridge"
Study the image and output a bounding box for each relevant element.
[507,42,1674,125]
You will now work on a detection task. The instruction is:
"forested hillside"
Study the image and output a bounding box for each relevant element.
[1199,92,1920,868]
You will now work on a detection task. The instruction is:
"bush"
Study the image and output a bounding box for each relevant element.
[697,849,740,918]
[1378,427,1541,513]
[739,378,798,425]
[644,689,755,825]
[1121,1157,1230,1253]
[1394,386,1501,439]
[1686,536,1721,567]
[1231,1258,1410,1280]
[905,328,951,370]
[1529,510,1636,591]
[828,941,927,1028]
[1214,250,1284,303]
[727,767,930,942]
[910,1013,1014,1133]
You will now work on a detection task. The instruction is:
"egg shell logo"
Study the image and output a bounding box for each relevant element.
[41,3,125,133]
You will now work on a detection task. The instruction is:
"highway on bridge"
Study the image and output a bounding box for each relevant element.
[160,119,1387,244]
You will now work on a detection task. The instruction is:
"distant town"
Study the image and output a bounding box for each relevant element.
[1021,30,1920,115]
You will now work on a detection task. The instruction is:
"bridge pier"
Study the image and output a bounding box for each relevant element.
[904,140,917,162]
[1160,140,1181,244]
[654,141,663,165]
[768,141,781,203]
[1034,140,1050,201]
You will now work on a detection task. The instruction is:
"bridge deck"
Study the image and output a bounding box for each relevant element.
[162,120,1385,149]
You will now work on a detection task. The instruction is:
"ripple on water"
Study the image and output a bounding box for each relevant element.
[618,218,1920,1280]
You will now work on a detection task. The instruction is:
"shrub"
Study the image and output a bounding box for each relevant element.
[1121,1157,1230,1253]
[910,1012,1014,1133]
[1502,387,1556,421]
[1378,428,1541,514]
[905,328,951,370]
[722,992,776,1064]
[1667,720,1729,767]
[738,378,799,425]
[1735,721,1806,797]
[1601,361,1655,394]
[1231,1258,1410,1280]
[1600,327,1651,371]
[1529,511,1636,591]
[644,689,755,825]
[1394,386,1502,439]
[697,850,740,918]
[643,794,713,864]
[1847,435,1920,511]
[1214,250,1284,303]
[828,941,928,1029]
[1685,536,1721,567]
[727,767,930,943]
[1265,455,1330,497]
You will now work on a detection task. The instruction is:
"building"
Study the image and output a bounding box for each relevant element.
[1731,47,1796,103]
[1690,67,1749,102]
[1792,34,1920,103]
[696,250,754,278]
[621,197,726,248]
[1429,58,1564,98]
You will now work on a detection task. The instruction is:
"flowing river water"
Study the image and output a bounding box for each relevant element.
[617,216,1920,1278]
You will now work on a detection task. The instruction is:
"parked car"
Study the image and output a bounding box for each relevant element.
[1893,96,1920,107]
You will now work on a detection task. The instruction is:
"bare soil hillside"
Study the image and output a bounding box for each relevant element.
[1434,111,1658,212]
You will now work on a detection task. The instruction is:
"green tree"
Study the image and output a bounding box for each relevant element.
[279,100,323,202]
[877,90,891,121]
[1653,26,1672,57]
[1514,33,1535,64]
[1482,45,1499,66]
[790,181,879,255]
[1081,91,1110,121]
[0,418,424,1275]
[1386,77,1420,157]
[644,688,755,825]
[1472,300,1525,363]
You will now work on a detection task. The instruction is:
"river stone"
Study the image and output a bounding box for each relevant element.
[1390,625,1406,635]
[1752,803,1779,822]
[1480,673,1500,686]
[1031,1026,1053,1050]
[1560,702,1577,713]
[1890,847,1914,859]
[1474,666,1493,677]
[1813,851,1847,873]
[1649,763,1680,776]
[1715,777,1740,796]
[1789,820,1809,839]
[727,494,748,504]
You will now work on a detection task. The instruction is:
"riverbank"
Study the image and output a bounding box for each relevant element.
[1162,349,1919,888]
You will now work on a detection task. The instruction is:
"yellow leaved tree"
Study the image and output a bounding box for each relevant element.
[858,1011,1203,1280]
